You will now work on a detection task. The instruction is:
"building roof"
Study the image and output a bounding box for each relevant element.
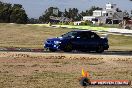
[113,12,124,20]
[93,10,103,12]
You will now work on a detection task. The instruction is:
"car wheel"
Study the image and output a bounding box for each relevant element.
[81,50,88,52]
[63,43,72,52]
[96,45,104,53]
[49,48,56,52]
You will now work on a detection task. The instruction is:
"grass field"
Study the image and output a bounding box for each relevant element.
[52,25,109,31]
[0,23,132,50]
[0,23,72,48]
[0,23,132,88]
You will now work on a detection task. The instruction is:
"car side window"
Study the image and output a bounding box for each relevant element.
[79,32,90,39]
[61,31,78,38]
[90,32,100,39]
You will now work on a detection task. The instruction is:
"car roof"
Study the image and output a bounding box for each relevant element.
[71,30,92,32]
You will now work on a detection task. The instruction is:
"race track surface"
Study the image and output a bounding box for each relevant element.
[0,47,132,56]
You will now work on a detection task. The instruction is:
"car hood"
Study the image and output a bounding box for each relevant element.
[47,37,63,41]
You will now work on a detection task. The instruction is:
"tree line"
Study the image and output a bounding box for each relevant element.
[0,1,132,24]
[0,1,28,24]
[0,1,103,24]
[38,6,102,23]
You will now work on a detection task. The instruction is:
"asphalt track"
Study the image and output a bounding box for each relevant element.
[0,47,132,56]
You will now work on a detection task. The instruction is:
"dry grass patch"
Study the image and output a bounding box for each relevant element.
[0,52,131,88]
[0,23,73,48]
[0,23,132,50]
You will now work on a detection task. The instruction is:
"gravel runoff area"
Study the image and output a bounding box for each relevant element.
[0,51,131,88]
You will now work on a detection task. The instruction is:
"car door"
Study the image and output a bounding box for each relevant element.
[73,32,100,50]
[85,32,100,50]
[71,32,91,50]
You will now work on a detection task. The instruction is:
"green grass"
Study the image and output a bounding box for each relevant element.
[52,24,108,31]
[0,23,132,50]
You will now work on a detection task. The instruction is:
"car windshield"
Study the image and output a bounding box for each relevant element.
[61,31,78,38]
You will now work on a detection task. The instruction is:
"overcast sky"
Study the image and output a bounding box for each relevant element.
[1,0,132,18]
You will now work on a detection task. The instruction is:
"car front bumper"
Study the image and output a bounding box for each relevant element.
[104,45,109,50]
[44,43,60,50]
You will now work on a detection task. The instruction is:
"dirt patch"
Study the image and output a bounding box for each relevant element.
[0,52,131,88]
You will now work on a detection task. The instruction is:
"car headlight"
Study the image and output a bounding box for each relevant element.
[54,41,61,45]
[45,41,49,44]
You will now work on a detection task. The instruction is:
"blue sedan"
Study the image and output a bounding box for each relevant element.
[44,30,109,53]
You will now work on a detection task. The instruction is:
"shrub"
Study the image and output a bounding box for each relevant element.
[80,20,93,26]
[69,22,74,25]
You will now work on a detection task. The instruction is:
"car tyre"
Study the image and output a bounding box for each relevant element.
[49,48,56,52]
[63,43,72,52]
[96,45,104,53]
[81,50,88,52]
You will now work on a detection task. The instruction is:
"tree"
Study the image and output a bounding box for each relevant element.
[28,18,39,24]
[80,11,87,16]
[116,8,122,12]
[0,2,12,22]
[69,8,79,21]
[63,8,81,21]
[81,6,102,16]
[39,7,62,23]
[10,4,28,24]
[64,9,68,17]
[0,1,28,23]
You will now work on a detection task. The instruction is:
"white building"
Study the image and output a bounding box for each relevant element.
[83,16,97,24]
[105,3,117,11]
[93,10,102,17]
[83,3,126,24]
